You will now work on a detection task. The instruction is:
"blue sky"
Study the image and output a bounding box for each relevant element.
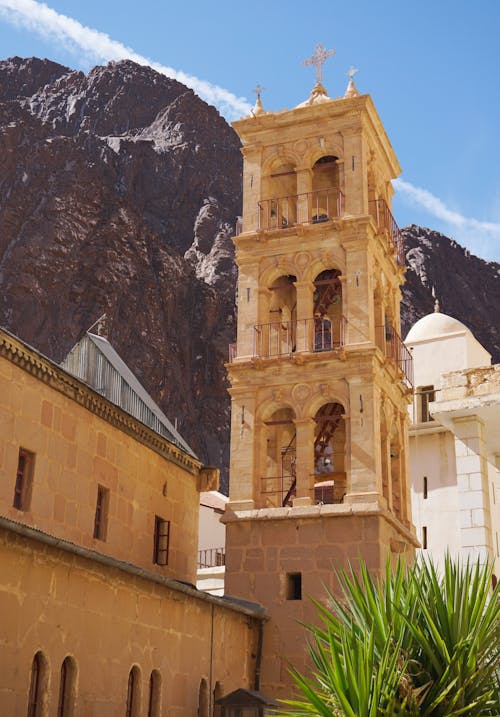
[0,0,499,261]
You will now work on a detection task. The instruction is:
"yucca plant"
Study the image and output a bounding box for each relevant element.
[280,555,499,716]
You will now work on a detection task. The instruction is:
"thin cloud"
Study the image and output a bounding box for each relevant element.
[0,0,251,119]
[394,178,500,237]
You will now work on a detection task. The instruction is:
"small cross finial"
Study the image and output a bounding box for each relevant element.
[302,43,335,85]
[346,65,359,81]
[253,83,265,101]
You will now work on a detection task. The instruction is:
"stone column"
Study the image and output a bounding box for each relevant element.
[342,240,371,347]
[345,380,379,503]
[236,261,259,358]
[453,416,493,565]
[293,417,315,506]
[296,168,313,224]
[228,391,256,509]
[342,130,367,216]
[241,145,262,233]
[294,281,314,352]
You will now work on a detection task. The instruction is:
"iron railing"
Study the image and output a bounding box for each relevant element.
[375,324,414,387]
[197,548,225,569]
[368,198,405,265]
[253,317,346,358]
[260,473,347,508]
[258,188,344,230]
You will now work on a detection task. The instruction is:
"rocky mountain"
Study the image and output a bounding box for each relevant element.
[0,57,498,491]
[402,225,500,361]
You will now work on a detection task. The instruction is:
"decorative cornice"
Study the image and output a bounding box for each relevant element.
[0,329,202,476]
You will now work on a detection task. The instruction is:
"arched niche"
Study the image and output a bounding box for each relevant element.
[147,669,162,717]
[57,656,77,717]
[310,155,341,222]
[256,274,297,357]
[125,665,142,717]
[28,651,49,717]
[313,402,346,504]
[198,677,209,717]
[260,159,298,229]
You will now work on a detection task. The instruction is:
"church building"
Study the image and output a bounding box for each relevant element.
[224,46,417,697]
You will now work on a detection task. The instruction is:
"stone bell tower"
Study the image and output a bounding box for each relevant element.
[224,47,418,698]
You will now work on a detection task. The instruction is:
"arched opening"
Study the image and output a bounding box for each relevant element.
[57,656,77,717]
[198,678,209,717]
[261,161,297,229]
[313,403,346,504]
[256,274,297,357]
[311,155,341,222]
[125,666,141,717]
[213,681,223,717]
[312,270,343,351]
[147,670,161,717]
[27,651,49,717]
[261,406,296,507]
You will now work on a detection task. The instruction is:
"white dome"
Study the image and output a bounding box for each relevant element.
[405,311,471,343]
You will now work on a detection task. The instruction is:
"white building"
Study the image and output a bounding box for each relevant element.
[406,305,500,580]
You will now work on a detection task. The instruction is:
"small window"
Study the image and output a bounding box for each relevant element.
[13,449,35,511]
[418,385,435,422]
[286,572,302,600]
[422,526,428,550]
[57,656,76,717]
[147,670,161,717]
[125,666,141,717]
[153,517,170,566]
[93,485,109,541]
[28,651,48,717]
[423,476,428,499]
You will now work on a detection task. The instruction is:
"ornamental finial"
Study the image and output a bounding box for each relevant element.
[302,43,335,85]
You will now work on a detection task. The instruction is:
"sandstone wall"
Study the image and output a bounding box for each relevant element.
[0,331,201,584]
[0,526,261,716]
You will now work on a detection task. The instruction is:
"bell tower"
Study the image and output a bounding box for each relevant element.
[224,49,417,698]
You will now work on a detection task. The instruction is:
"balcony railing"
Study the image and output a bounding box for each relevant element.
[369,199,405,265]
[198,547,225,569]
[228,343,237,362]
[253,317,346,358]
[376,324,414,387]
[260,473,346,508]
[258,188,344,231]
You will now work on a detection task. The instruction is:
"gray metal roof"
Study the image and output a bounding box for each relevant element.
[61,332,196,458]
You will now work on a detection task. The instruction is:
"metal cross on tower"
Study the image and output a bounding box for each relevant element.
[252,83,265,101]
[346,65,359,81]
[302,43,335,84]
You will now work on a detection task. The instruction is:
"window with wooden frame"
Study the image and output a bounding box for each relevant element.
[93,485,109,541]
[417,385,435,423]
[153,516,170,566]
[13,448,35,511]
[286,572,302,600]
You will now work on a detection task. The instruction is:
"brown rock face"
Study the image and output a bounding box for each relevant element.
[0,57,240,489]
[0,58,498,490]
[401,225,500,362]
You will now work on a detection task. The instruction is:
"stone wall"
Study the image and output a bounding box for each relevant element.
[0,524,261,716]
